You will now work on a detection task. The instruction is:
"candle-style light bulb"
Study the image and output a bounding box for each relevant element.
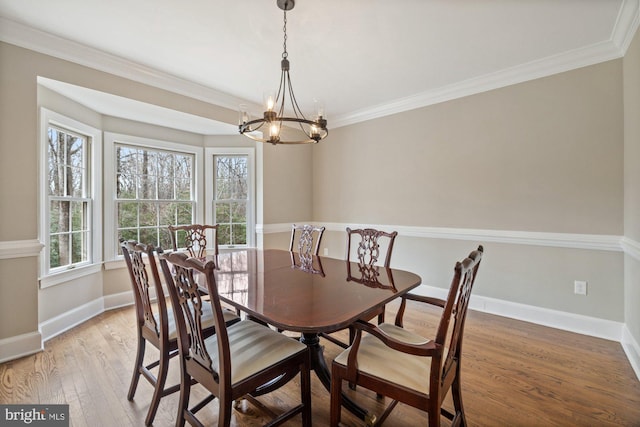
[238,104,249,125]
[264,92,276,112]
[314,99,325,119]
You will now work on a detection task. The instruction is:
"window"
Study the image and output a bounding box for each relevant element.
[206,148,255,248]
[39,109,102,286]
[104,133,202,260]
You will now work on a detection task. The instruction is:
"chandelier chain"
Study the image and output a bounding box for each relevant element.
[282,11,288,59]
[238,0,328,144]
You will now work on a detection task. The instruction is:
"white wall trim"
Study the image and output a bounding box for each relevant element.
[411,284,624,342]
[622,325,640,381]
[0,17,247,114]
[0,239,44,259]
[621,237,640,261]
[39,263,102,289]
[614,0,640,54]
[3,267,637,381]
[2,4,638,131]
[258,222,623,252]
[0,331,43,364]
[39,298,104,342]
[103,290,135,311]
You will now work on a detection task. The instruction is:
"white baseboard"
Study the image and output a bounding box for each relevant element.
[38,290,150,345]
[411,284,624,342]
[622,325,640,381]
[39,298,104,342]
[0,331,43,363]
[103,290,135,310]
[5,283,639,384]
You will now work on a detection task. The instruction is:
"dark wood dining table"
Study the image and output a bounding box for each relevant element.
[210,248,422,420]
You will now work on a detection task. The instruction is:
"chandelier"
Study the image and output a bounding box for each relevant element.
[238,0,328,145]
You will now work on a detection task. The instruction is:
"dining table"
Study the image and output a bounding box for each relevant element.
[209,248,422,420]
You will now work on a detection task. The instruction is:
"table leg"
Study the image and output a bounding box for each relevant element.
[300,332,368,421]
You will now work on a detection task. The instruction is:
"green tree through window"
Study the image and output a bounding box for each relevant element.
[214,155,248,246]
[115,143,195,250]
[47,125,91,269]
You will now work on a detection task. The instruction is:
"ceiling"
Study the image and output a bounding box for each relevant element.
[1,0,638,135]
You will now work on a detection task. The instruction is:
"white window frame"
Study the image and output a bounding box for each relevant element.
[38,108,103,288]
[104,132,203,262]
[205,147,256,248]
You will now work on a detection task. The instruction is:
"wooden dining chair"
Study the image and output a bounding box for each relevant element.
[158,250,312,427]
[322,227,398,349]
[289,223,325,256]
[168,224,219,258]
[330,245,484,427]
[121,240,238,426]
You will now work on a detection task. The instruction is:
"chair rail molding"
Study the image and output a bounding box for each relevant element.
[0,239,44,259]
[621,236,640,261]
[258,222,622,252]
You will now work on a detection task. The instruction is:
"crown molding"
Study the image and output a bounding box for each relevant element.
[332,0,640,128]
[0,17,249,114]
[2,0,638,130]
[331,39,624,128]
[613,0,640,54]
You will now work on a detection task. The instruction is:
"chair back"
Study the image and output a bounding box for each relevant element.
[120,240,168,341]
[159,251,231,383]
[346,227,398,267]
[289,224,325,256]
[435,246,483,389]
[331,245,484,427]
[168,224,219,258]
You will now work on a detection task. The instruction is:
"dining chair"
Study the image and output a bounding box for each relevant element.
[322,227,398,349]
[289,223,325,256]
[330,245,484,427]
[158,250,312,427]
[121,240,238,426]
[168,224,219,258]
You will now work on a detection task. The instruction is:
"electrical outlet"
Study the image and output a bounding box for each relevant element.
[574,280,587,295]
[323,248,329,256]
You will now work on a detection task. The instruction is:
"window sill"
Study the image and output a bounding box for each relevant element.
[39,263,103,289]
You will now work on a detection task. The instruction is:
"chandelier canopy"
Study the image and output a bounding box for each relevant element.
[238,0,328,145]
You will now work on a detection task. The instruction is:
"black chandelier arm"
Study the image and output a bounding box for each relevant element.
[238,0,328,145]
[284,70,308,120]
[239,117,327,132]
[239,117,328,144]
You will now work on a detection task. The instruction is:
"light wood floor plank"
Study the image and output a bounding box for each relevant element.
[1,300,639,426]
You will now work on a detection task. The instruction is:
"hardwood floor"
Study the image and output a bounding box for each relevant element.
[1,300,639,426]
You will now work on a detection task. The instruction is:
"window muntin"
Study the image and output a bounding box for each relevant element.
[47,125,92,271]
[214,155,249,246]
[115,143,196,251]
[40,108,102,287]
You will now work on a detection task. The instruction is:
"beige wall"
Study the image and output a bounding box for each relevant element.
[262,144,313,224]
[0,26,638,366]
[0,41,310,346]
[624,27,640,344]
[0,258,38,338]
[314,61,623,233]
[312,59,625,321]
